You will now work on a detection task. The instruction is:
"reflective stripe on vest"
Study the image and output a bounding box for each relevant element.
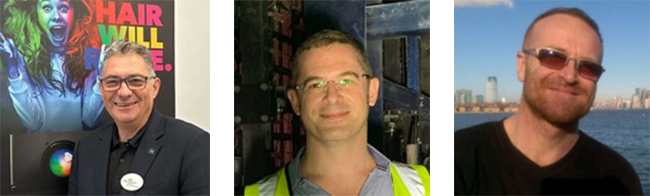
[390,163,430,196]
[244,163,429,196]
[245,168,286,196]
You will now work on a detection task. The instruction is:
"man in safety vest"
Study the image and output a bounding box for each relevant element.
[244,29,429,196]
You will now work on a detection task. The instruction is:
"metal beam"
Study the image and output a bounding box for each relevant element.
[406,35,420,91]
[240,1,270,83]
[383,80,420,110]
[304,0,366,46]
[366,1,430,39]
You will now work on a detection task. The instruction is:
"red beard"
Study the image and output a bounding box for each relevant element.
[523,72,595,125]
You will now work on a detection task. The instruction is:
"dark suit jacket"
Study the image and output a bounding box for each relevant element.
[68,110,210,195]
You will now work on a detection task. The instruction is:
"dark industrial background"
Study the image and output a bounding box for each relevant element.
[234,0,430,194]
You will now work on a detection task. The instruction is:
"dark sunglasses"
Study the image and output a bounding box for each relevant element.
[522,48,605,81]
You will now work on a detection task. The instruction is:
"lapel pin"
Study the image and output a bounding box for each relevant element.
[148,148,155,155]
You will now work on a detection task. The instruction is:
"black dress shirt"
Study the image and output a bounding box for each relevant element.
[107,123,148,195]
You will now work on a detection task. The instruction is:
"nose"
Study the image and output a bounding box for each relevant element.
[53,8,62,21]
[323,81,341,103]
[558,59,579,84]
[116,81,133,98]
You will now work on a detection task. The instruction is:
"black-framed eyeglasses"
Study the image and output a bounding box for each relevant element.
[294,72,371,93]
[99,75,156,91]
[522,48,605,81]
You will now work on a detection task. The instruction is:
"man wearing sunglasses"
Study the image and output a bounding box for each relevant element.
[68,40,209,195]
[244,30,430,196]
[455,7,642,195]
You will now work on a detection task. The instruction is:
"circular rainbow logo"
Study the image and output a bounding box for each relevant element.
[49,149,73,177]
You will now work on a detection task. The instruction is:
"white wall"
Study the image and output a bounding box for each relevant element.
[174,0,210,132]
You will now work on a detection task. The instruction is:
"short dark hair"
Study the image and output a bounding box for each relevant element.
[291,29,371,85]
[523,7,603,48]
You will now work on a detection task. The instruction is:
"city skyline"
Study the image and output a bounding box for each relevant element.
[455,85,649,106]
[455,0,650,102]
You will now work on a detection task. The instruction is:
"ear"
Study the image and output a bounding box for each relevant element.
[152,77,161,99]
[368,77,380,106]
[516,51,526,82]
[287,88,301,116]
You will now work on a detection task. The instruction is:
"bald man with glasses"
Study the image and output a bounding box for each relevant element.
[454,7,642,195]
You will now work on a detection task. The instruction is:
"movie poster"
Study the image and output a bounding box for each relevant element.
[0,0,175,194]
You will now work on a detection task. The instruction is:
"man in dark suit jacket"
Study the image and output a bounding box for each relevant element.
[68,40,209,195]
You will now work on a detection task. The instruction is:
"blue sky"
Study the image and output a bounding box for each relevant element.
[455,0,650,102]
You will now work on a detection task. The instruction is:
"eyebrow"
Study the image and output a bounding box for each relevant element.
[545,45,566,53]
[300,71,361,85]
[339,71,361,78]
[129,74,148,78]
[103,74,148,79]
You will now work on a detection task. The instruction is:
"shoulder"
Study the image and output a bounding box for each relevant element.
[577,133,638,174]
[454,121,505,194]
[256,169,282,185]
[455,121,501,141]
[392,162,428,177]
[78,124,112,145]
[159,114,209,140]
[391,162,429,196]
[245,168,283,195]
[455,121,502,151]
[575,132,642,194]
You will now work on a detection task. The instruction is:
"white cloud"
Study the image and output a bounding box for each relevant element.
[455,0,514,9]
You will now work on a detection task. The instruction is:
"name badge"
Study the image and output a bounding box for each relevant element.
[120,173,144,191]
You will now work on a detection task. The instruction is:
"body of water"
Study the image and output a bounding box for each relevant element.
[455,110,650,195]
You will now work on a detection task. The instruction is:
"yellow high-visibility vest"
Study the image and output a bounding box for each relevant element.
[245,162,430,196]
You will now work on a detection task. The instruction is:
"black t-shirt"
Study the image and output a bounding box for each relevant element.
[455,121,643,195]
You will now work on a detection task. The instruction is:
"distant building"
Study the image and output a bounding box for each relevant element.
[456,89,473,105]
[474,95,484,105]
[484,106,500,113]
[632,95,642,109]
[460,93,466,105]
[613,96,622,109]
[623,100,632,109]
[646,99,650,109]
[642,88,648,108]
[486,77,498,103]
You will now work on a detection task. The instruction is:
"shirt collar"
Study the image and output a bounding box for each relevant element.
[110,114,152,149]
[288,144,392,187]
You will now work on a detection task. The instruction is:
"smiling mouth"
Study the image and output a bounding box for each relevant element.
[320,111,349,119]
[114,101,138,108]
[50,26,65,41]
[550,88,579,96]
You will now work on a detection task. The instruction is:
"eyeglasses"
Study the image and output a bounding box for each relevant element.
[522,48,605,81]
[99,75,156,91]
[295,72,371,94]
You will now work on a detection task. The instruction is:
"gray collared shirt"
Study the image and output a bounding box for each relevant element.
[286,144,394,196]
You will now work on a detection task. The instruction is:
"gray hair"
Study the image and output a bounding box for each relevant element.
[101,40,157,77]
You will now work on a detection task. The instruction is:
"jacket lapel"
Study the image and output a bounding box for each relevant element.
[92,125,113,195]
[120,110,165,195]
